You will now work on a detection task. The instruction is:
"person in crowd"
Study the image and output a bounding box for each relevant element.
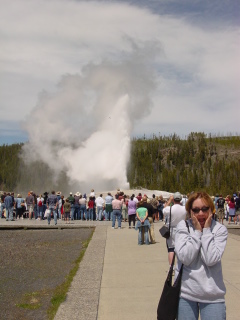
[47,190,58,225]
[90,189,95,197]
[37,194,44,220]
[73,192,81,220]
[157,195,164,221]
[15,194,24,220]
[135,203,150,245]
[175,191,227,320]
[95,194,105,221]
[112,194,122,229]
[4,192,14,221]
[216,195,225,224]
[122,195,128,222]
[214,194,219,215]
[89,189,96,220]
[150,194,159,221]
[88,196,94,221]
[224,195,230,221]
[181,194,188,206]
[43,192,48,219]
[0,192,6,218]
[115,188,121,198]
[56,191,62,219]
[118,191,124,201]
[136,193,142,202]
[63,198,71,224]
[105,192,113,221]
[235,193,240,224]
[60,195,65,219]
[163,192,186,267]
[132,194,139,204]
[140,195,155,244]
[127,195,137,228]
[79,194,87,220]
[33,193,38,219]
[68,192,75,220]
[25,191,35,220]
[228,197,236,224]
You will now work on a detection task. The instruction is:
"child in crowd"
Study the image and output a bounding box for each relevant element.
[63,198,71,224]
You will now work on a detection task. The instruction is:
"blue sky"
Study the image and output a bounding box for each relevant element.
[0,0,239,145]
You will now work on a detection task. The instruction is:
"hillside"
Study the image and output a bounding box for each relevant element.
[127,132,240,195]
[0,132,240,196]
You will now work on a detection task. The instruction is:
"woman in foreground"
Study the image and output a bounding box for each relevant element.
[175,191,228,320]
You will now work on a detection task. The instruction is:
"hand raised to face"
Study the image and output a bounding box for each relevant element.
[204,211,212,229]
[191,211,203,232]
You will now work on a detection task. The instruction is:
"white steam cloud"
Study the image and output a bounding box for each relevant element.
[22,42,158,192]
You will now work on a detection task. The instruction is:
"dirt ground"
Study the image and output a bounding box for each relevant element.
[0,228,94,320]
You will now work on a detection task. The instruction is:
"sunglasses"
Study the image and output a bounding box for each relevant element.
[191,206,210,214]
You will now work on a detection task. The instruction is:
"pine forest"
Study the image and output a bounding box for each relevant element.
[0,132,240,196]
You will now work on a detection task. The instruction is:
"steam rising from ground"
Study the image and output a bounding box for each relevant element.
[21,43,158,192]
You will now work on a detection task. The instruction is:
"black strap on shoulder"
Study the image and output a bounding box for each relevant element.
[168,206,172,231]
[185,220,190,233]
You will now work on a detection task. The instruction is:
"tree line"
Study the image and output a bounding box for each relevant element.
[0,132,239,196]
[127,132,240,196]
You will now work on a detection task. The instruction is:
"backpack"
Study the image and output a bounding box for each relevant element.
[38,199,43,207]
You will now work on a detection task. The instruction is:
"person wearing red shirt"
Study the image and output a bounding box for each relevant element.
[88,197,94,221]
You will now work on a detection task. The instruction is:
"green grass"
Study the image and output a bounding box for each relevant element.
[16,303,41,310]
[16,291,44,310]
[47,230,94,320]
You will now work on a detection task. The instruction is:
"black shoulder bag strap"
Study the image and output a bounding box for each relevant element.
[168,205,172,232]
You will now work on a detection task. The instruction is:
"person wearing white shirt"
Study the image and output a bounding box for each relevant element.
[163,192,187,266]
[95,194,105,221]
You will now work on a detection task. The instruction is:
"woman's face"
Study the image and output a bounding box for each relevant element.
[191,198,211,228]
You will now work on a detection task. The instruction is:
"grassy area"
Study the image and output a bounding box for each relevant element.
[16,290,48,310]
[47,230,94,320]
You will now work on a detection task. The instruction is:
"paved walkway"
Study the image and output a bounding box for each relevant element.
[1,219,240,319]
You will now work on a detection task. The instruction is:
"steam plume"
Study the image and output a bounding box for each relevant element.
[21,42,158,193]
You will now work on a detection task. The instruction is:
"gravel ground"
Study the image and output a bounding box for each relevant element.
[0,228,94,320]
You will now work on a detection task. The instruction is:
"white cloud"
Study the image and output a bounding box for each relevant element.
[0,0,239,139]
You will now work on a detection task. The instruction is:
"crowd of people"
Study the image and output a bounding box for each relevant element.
[0,189,239,226]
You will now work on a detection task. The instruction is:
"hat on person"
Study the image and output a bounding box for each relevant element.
[56,191,61,195]
[76,192,81,196]
[173,192,182,201]
[70,192,73,195]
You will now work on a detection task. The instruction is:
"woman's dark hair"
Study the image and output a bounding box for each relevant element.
[130,195,134,201]
[138,200,145,208]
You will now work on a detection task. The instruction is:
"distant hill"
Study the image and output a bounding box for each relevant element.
[0,132,239,196]
[127,132,240,196]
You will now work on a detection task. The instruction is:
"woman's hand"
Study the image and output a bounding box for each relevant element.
[191,212,202,232]
[204,211,212,229]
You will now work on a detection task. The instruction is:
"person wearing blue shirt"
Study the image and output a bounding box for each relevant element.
[4,193,14,221]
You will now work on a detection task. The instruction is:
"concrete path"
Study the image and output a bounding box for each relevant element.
[98,222,240,320]
[1,218,239,319]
